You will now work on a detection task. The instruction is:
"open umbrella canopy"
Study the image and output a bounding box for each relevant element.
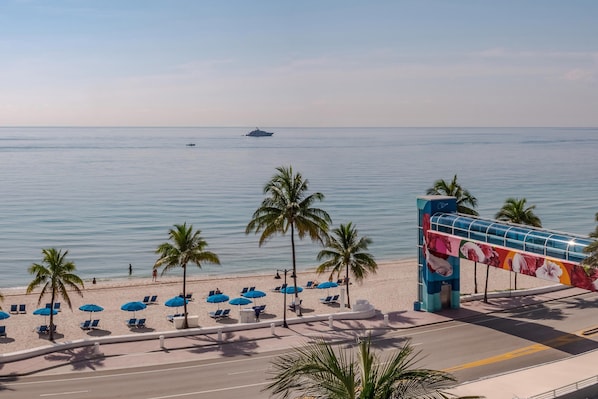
[317,281,339,289]
[0,311,10,320]
[280,286,303,294]
[33,307,58,316]
[121,301,147,312]
[79,304,104,313]
[229,297,252,306]
[164,296,188,308]
[206,294,229,304]
[241,290,266,299]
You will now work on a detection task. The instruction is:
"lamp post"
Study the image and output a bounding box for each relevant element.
[276,269,291,328]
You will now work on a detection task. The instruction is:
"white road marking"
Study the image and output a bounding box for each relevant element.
[147,382,268,398]
[40,390,89,397]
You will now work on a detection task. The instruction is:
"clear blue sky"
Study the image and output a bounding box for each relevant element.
[1,0,597,127]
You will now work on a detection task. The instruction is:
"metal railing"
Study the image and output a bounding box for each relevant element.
[525,375,598,399]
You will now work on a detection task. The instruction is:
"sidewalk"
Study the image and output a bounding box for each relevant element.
[2,288,597,399]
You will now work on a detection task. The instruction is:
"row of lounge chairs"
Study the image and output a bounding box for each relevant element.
[142,295,158,304]
[80,319,101,330]
[9,304,27,314]
[126,318,146,328]
[240,287,255,294]
[320,294,340,304]
[209,309,231,319]
[179,293,194,300]
[45,302,61,311]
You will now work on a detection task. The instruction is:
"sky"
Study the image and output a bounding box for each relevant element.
[1,0,597,127]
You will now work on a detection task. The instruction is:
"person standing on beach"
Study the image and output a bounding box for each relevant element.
[152,268,157,282]
[129,263,133,275]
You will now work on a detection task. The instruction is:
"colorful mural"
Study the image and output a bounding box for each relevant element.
[426,230,598,292]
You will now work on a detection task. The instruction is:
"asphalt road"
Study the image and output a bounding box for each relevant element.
[3,291,598,399]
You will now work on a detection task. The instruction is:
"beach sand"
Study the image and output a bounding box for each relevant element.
[0,259,552,354]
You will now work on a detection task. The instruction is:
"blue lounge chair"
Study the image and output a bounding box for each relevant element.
[208,290,215,297]
[305,281,314,289]
[240,287,249,294]
[36,325,48,334]
[142,296,150,304]
[91,319,100,329]
[80,320,91,330]
[330,294,340,303]
[45,303,52,309]
[0,326,6,338]
[9,304,17,314]
[54,302,61,312]
[185,293,193,301]
[220,309,231,318]
[150,295,158,304]
[271,286,281,292]
[19,304,26,314]
[136,318,146,328]
[126,318,137,327]
[249,286,255,291]
[320,296,332,304]
[209,309,223,319]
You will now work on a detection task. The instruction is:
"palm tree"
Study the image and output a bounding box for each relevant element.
[427,175,480,293]
[495,197,542,293]
[246,166,331,316]
[582,212,598,268]
[316,222,377,309]
[27,248,84,341]
[426,174,479,216]
[265,335,474,399]
[154,223,220,329]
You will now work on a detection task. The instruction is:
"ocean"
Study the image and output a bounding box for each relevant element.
[1,127,596,288]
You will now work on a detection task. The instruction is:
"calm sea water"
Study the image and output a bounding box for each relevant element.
[1,127,596,288]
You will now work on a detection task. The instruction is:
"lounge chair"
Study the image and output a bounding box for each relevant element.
[185,293,193,300]
[54,302,61,312]
[330,294,340,303]
[91,319,100,329]
[253,304,266,312]
[271,286,281,292]
[208,290,215,297]
[0,326,6,338]
[209,309,223,319]
[126,318,137,327]
[142,296,150,304]
[320,296,332,304]
[80,320,91,330]
[19,304,26,314]
[305,281,314,289]
[149,295,158,304]
[45,303,52,309]
[36,325,48,334]
[220,309,231,318]
[9,304,18,314]
[240,287,249,294]
[136,318,146,328]
[249,286,255,291]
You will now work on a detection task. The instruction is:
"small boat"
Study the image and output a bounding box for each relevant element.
[246,128,273,137]
[185,143,196,147]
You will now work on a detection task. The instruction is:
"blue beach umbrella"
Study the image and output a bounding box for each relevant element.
[79,304,104,320]
[206,293,229,309]
[317,281,339,289]
[121,301,147,318]
[242,290,266,299]
[229,297,252,306]
[33,307,58,324]
[164,296,188,308]
[0,311,10,320]
[280,286,303,295]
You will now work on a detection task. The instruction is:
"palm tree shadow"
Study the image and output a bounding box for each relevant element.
[187,332,259,357]
[0,371,18,392]
[87,328,111,337]
[43,346,105,372]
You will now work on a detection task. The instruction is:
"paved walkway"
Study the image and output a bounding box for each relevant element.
[1,288,597,399]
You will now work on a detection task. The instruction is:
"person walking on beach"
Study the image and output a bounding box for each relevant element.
[129,263,133,276]
[152,268,158,282]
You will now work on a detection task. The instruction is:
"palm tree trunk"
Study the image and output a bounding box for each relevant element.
[474,261,478,294]
[182,263,188,329]
[290,223,301,316]
[49,291,56,341]
[483,264,490,303]
[345,264,351,309]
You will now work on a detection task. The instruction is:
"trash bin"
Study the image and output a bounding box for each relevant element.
[240,309,254,323]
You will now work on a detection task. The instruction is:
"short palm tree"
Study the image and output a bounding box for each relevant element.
[426,174,479,216]
[154,223,220,329]
[582,212,598,268]
[265,335,473,399]
[246,166,331,315]
[427,175,480,293]
[316,222,377,309]
[27,248,84,341]
[494,197,542,294]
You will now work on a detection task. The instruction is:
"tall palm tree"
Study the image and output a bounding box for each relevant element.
[246,166,331,316]
[316,222,377,309]
[426,174,479,216]
[154,223,220,329]
[427,175,480,293]
[265,335,474,399]
[582,212,598,268]
[495,197,542,293]
[27,248,84,341]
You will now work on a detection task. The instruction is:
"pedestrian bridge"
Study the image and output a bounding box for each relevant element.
[416,196,595,312]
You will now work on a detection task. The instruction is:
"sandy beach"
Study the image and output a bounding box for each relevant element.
[0,259,553,354]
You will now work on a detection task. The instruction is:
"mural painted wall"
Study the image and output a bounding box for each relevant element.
[426,228,598,292]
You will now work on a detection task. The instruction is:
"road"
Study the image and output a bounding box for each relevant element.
[3,291,598,398]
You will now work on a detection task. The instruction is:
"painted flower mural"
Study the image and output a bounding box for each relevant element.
[535,259,564,282]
